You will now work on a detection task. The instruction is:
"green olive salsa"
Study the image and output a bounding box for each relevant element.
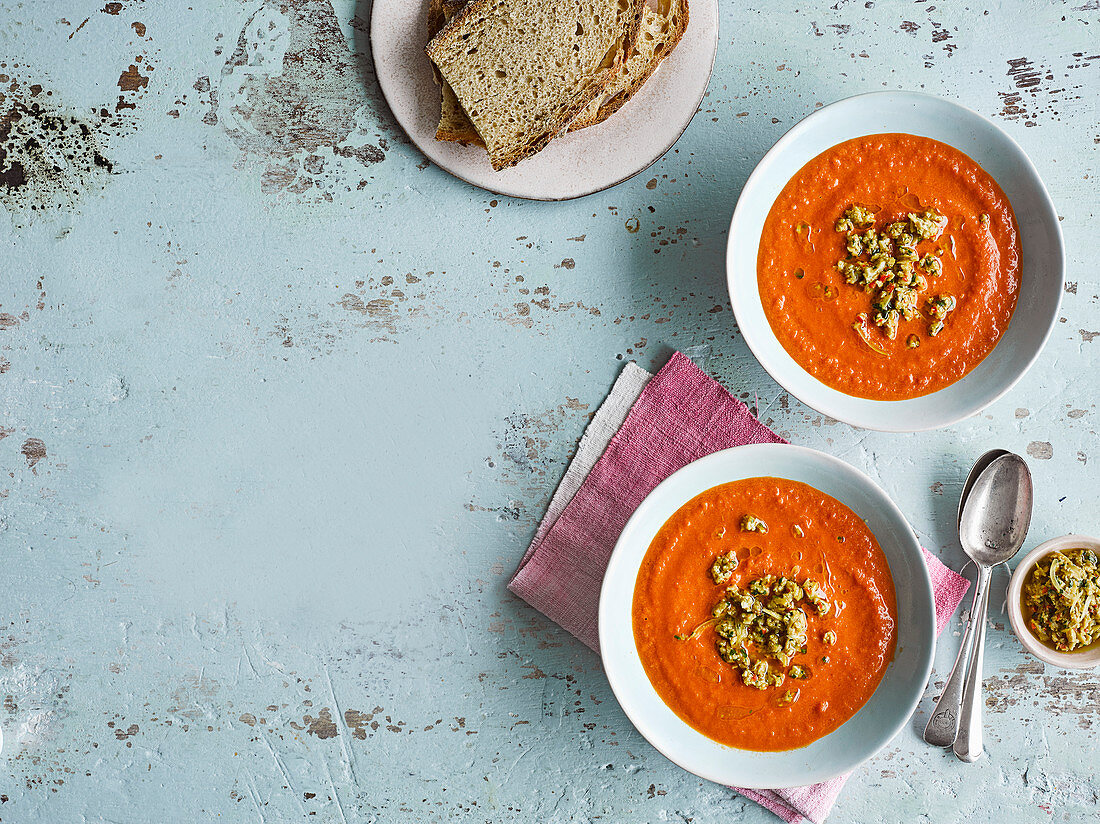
[833,205,962,350]
[1023,549,1100,652]
[676,514,835,701]
[740,514,769,533]
[709,550,739,585]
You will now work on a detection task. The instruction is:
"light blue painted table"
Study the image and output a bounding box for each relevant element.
[1,1,1096,820]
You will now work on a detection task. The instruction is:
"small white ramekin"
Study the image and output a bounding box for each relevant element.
[1007,534,1100,670]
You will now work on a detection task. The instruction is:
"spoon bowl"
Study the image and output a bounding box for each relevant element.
[959,454,1034,567]
[957,449,1011,532]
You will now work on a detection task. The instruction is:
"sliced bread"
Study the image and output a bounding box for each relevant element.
[427,0,447,83]
[437,77,485,145]
[428,0,484,145]
[569,0,688,131]
[426,0,644,170]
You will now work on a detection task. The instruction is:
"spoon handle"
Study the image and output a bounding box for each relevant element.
[923,566,983,747]
[953,564,993,762]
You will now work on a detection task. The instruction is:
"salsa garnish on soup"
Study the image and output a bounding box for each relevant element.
[758,133,1021,400]
[632,477,897,752]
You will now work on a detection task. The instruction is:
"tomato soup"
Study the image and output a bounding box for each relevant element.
[757,133,1020,400]
[632,477,897,751]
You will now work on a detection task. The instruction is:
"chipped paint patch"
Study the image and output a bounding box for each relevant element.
[166,673,222,724]
[1026,441,1054,460]
[997,52,1099,126]
[303,707,338,738]
[344,708,379,739]
[0,665,66,750]
[470,399,593,523]
[0,100,112,219]
[112,722,139,740]
[210,0,388,198]
[339,294,398,335]
[494,280,602,330]
[20,438,46,471]
[0,27,154,225]
[117,62,149,93]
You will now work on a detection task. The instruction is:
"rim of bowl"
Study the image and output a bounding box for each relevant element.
[1007,534,1100,670]
[726,90,1065,432]
[598,443,935,788]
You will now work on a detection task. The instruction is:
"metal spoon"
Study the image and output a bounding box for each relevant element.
[952,453,1033,762]
[957,449,1011,532]
[924,449,1012,747]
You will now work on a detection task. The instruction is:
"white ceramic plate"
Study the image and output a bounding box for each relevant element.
[599,444,935,789]
[726,92,1064,431]
[370,0,718,200]
[1007,534,1100,670]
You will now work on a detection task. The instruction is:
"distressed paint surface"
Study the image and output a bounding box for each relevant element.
[0,1,1097,821]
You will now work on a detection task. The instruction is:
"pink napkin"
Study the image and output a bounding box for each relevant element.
[509,351,970,824]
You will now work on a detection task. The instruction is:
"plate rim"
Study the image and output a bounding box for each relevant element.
[368,0,719,201]
[598,442,936,789]
[725,90,1066,431]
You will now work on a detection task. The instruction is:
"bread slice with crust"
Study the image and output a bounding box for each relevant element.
[427,0,447,82]
[427,0,688,147]
[428,0,484,145]
[426,0,644,170]
[569,0,688,131]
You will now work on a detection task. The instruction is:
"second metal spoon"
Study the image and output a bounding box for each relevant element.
[952,453,1033,762]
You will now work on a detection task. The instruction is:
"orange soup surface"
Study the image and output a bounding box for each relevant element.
[632,477,897,751]
[758,133,1021,400]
